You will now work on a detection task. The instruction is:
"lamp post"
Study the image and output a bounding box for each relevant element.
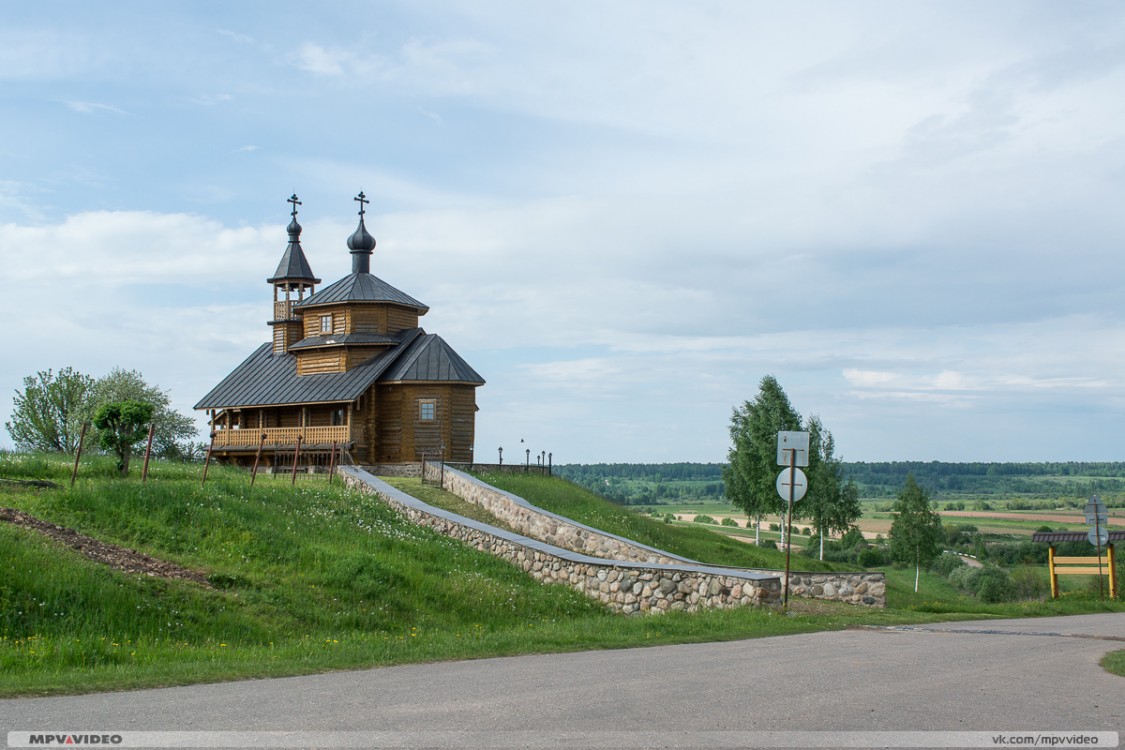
[525,448,530,471]
[498,446,503,466]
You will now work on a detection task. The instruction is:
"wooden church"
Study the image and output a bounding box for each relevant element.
[195,193,484,466]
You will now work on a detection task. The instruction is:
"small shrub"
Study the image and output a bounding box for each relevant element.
[947,565,979,591]
[757,539,778,550]
[1010,568,1049,601]
[692,514,717,525]
[720,517,738,527]
[768,523,780,532]
[974,566,1014,603]
[857,546,887,568]
[930,552,966,577]
[838,527,866,549]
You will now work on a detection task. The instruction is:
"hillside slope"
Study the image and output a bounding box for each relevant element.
[470,471,839,572]
[1,453,876,696]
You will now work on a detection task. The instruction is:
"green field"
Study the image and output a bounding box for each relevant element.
[1,452,1121,697]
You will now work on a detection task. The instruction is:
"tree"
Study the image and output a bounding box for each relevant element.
[724,375,802,545]
[93,400,155,477]
[889,474,944,592]
[804,415,862,560]
[5,367,95,453]
[89,368,198,458]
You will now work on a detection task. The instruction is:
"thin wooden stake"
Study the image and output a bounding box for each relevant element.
[290,435,303,486]
[250,432,266,488]
[328,441,338,484]
[141,422,156,483]
[201,433,216,487]
[70,422,89,488]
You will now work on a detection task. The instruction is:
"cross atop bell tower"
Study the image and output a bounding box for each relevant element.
[268,193,320,353]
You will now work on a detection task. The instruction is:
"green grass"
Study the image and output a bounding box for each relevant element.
[379,476,520,534]
[2,451,1123,697]
[1102,649,1125,678]
[473,472,845,573]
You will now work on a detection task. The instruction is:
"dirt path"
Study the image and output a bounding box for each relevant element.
[0,507,211,587]
[941,509,1123,524]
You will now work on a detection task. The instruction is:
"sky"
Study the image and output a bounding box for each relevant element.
[2,1,1124,464]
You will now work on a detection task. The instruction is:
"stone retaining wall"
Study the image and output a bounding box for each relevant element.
[432,464,690,566]
[342,467,781,614]
[365,463,423,478]
[423,464,886,608]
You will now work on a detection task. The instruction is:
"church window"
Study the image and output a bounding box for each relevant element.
[320,314,332,333]
[418,399,436,421]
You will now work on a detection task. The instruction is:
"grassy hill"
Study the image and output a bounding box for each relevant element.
[2,452,1121,696]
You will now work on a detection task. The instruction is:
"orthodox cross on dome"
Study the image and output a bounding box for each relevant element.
[288,193,302,218]
[354,191,369,217]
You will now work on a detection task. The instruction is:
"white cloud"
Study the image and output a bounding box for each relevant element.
[64,101,127,115]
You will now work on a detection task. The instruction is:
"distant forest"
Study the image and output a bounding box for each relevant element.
[555,461,1125,505]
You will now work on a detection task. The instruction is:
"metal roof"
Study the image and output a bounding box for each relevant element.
[288,333,401,350]
[194,329,423,410]
[296,273,428,312]
[382,333,486,384]
[1032,531,1124,543]
[195,327,485,410]
[267,218,320,285]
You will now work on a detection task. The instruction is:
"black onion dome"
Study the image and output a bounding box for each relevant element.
[347,217,376,253]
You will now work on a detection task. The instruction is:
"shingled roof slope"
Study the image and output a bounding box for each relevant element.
[296,273,428,311]
[194,329,424,409]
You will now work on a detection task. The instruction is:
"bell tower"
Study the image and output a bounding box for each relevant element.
[268,194,321,354]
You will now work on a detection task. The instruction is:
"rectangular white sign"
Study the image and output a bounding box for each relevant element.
[776,430,810,467]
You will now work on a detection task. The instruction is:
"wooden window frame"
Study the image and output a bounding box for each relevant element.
[319,314,333,333]
[418,399,436,422]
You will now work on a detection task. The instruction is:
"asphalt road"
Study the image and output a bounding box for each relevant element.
[2,613,1122,748]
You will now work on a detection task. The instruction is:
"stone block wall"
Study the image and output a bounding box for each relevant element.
[342,467,781,614]
[428,465,692,566]
[365,463,423,478]
[423,464,887,608]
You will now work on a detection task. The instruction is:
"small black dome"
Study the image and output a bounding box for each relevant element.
[287,217,302,238]
[347,217,376,253]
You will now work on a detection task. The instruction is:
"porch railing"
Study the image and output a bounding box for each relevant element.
[212,426,352,448]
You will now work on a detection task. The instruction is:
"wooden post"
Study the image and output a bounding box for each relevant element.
[201,432,216,487]
[250,432,266,488]
[290,435,303,486]
[141,422,156,483]
[1109,544,1118,600]
[1048,545,1058,599]
[328,441,338,484]
[70,422,89,488]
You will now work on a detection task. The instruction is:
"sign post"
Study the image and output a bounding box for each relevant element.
[1086,495,1108,599]
[777,431,809,609]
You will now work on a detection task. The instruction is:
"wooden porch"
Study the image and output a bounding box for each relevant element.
[211,425,354,449]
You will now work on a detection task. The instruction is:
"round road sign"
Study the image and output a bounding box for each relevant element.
[1088,527,1109,547]
[776,468,808,503]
